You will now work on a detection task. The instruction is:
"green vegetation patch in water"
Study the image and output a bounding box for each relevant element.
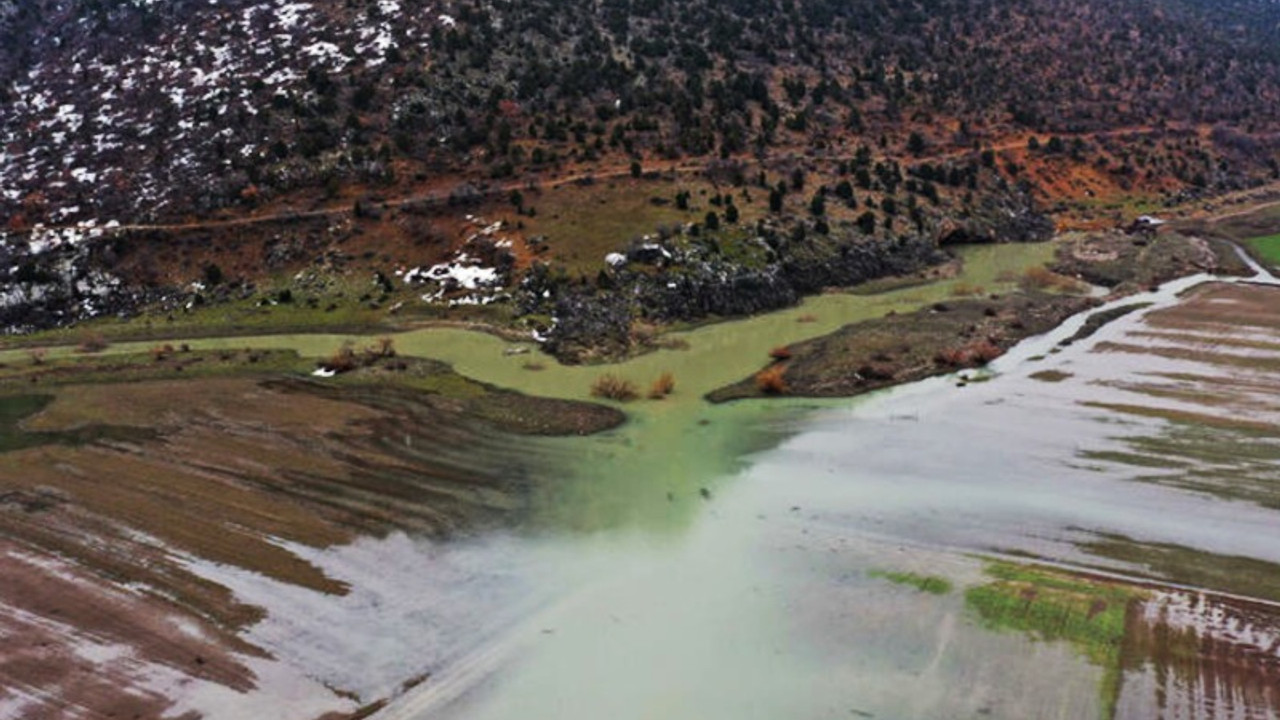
[1082,533,1280,604]
[1083,418,1280,510]
[1030,369,1074,383]
[966,561,1143,720]
[868,569,953,595]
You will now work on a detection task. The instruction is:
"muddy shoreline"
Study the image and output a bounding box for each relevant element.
[708,230,1243,402]
[707,291,1098,401]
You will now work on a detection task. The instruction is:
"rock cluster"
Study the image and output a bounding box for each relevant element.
[522,223,949,363]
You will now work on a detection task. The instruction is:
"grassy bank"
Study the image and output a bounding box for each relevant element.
[1246,233,1280,267]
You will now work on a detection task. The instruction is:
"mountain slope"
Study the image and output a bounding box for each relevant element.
[3,0,1280,231]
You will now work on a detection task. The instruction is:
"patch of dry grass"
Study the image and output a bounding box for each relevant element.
[590,374,639,402]
[950,282,986,297]
[648,371,676,400]
[936,339,1004,367]
[75,332,109,354]
[755,365,788,394]
[1021,266,1086,293]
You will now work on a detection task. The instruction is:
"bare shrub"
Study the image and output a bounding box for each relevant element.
[936,339,1005,367]
[76,332,109,354]
[591,374,639,401]
[319,338,400,374]
[648,371,676,399]
[970,340,1005,364]
[1020,267,1084,293]
[629,321,660,346]
[324,341,359,374]
[755,365,788,394]
[858,363,896,381]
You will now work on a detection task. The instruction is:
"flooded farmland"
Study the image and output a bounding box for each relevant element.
[382,276,1280,720]
[4,245,1280,720]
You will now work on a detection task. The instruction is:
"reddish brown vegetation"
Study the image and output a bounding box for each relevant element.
[1021,266,1083,293]
[648,371,676,399]
[591,374,639,402]
[321,337,397,374]
[769,346,793,361]
[755,365,788,394]
[936,339,1005,367]
[324,343,359,373]
[75,333,109,354]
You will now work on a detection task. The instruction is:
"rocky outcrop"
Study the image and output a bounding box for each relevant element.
[0,236,162,334]
[630,266,799,322]
[937,187,1056,246]
[522,224,951,363]
[781,233,946,293]
[539,292,636,363]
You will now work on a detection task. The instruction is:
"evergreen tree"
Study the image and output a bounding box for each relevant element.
[768,187,784,213]
[724,201,739,224]
[856,211,877,234]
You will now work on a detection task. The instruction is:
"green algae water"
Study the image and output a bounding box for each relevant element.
[0,243,1054,405]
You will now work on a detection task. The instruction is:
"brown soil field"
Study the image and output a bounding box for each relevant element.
[0,364,621,718]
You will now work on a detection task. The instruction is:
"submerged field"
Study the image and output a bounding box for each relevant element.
[0,242,1056,717]
[3,240,1280,720]
[385,277,1280,720]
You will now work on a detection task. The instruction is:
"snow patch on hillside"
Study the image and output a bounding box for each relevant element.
[0,0,453,226]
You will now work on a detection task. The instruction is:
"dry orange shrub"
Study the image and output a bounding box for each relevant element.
[755,366,788,394]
